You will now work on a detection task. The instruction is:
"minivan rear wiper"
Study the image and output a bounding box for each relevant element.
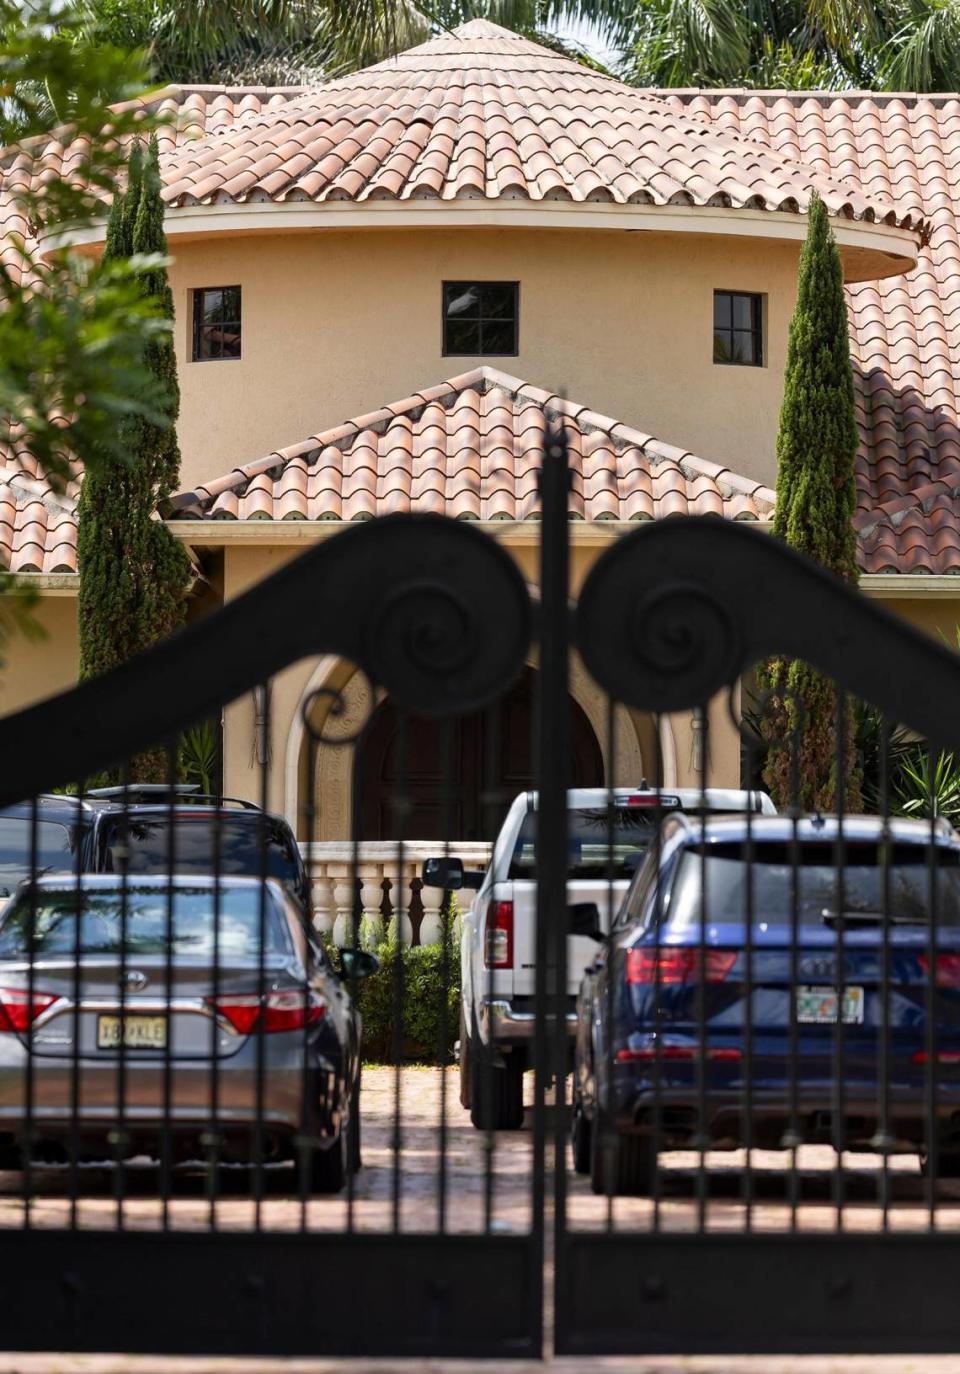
[820,910,925,929]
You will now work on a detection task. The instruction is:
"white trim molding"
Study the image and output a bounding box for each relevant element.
[58,199,917,283]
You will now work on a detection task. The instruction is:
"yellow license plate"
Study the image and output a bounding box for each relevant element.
[96,1014,167,1050]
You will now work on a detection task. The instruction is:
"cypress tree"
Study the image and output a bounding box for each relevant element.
[77,136,191,782]
[760,193,863,810]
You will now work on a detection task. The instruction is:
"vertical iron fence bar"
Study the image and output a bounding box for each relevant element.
[161,742,178,1229]
[22,796,38,1229]
[696,705,709,1230]
[603,697,617,1233]
[482,698,502,1234]
[437,718,454,1233]
[651,717,665,1230]
[299,724,319,1231]
[206,749,224,1230]
[787,740,800,1230]
[878,715,893,1226]
[391,714,408,1233]
[253,684,271,1231]
[538,418,568,1343]
[742,704,755,1234]
[346,712,368,1232]
[832,688,848,1230]
[69,778,86,1229]
[926,761,938,1226]
[115,766,130,1229]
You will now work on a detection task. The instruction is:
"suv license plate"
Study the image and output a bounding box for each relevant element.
[97,1014,167,1049]
[796,985,864,1025]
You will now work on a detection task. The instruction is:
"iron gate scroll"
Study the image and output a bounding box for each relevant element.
[560,513,960,1356]
[0,514,542,1359]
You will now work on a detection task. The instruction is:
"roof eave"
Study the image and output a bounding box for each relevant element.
[57,199,920,283]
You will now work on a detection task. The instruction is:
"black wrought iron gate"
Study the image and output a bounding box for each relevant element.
[0,423,959,1356]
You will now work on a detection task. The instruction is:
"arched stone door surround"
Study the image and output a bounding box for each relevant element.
[282,650,674,840]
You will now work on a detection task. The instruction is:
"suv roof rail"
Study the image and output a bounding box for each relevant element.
[86,784,201,801]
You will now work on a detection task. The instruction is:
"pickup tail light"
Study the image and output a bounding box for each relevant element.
[625,948,736,985]
[209,990,325,1034]
[484,900,514,969]
[918,954,960,988]
[0,988,59,1033]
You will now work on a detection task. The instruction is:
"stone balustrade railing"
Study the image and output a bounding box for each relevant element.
[303,841,492,947]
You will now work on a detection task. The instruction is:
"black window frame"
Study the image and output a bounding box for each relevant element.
[192,285,242,362]
[442,281,519,357]
[713,290,763,367]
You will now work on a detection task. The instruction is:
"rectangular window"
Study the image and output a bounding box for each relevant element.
[443,281,519,356]
[192,285,242,361]
[713,290,763,366]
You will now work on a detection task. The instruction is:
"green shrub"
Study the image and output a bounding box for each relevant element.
[336,938,459,1064]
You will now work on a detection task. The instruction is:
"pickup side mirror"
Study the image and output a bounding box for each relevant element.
[421,857,484,891]
[339,948,380,981]
[568,902,603,941]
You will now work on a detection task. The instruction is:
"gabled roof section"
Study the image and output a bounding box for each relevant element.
[155,21,918,246]
[170,366,775,524]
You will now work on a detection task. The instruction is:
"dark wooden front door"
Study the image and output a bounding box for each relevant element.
[359,667,604,841]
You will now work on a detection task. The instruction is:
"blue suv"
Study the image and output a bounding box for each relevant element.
[571,813,960,1195]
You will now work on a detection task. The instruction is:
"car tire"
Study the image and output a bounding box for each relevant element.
[590,1123,656,1196]
[571,1097,592,1175]
[459,1007,472,1109]
[310,1131,346,1194]
[470,1044,525,1131]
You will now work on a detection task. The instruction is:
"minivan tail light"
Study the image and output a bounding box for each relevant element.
[0,988,58,1033]
[918,954,960,988]
[485,901,513,969]
[625,948,736,984]
[209,990,325,1034]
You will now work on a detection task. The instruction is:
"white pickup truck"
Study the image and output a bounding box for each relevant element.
[423,786,776,1130]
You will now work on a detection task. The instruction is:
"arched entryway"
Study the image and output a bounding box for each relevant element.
[357,666,603,841]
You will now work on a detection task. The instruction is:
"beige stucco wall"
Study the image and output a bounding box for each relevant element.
[170,227,800,494]
[0,595,78,716]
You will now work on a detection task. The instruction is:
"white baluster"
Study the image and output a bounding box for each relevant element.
[311,872,336,936]
[418,879,445,946]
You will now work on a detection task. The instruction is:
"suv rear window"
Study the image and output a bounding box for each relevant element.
[509,805,680,880]
[0,818,77,894]
[0,886,289,959]
[668,841,960,930]
[99,816,302,892]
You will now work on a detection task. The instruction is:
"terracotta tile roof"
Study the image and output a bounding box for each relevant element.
[660,90,960,573]
[170,366,776,524]
[0,464,77,573]
[155,22,916,235]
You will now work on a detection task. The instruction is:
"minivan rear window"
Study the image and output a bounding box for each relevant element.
[0,886,289,959]
[510,806,680,880]
[669,842,960,930]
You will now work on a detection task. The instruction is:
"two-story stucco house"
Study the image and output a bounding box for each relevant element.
[1,19,958,849]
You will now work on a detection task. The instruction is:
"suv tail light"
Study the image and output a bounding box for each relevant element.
[919,954,960,988]
[625,948,736,985]
[484,901,513,969]
[616,1045,741,1062]
[0,988,58,1032]
[209,990,325,1034]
